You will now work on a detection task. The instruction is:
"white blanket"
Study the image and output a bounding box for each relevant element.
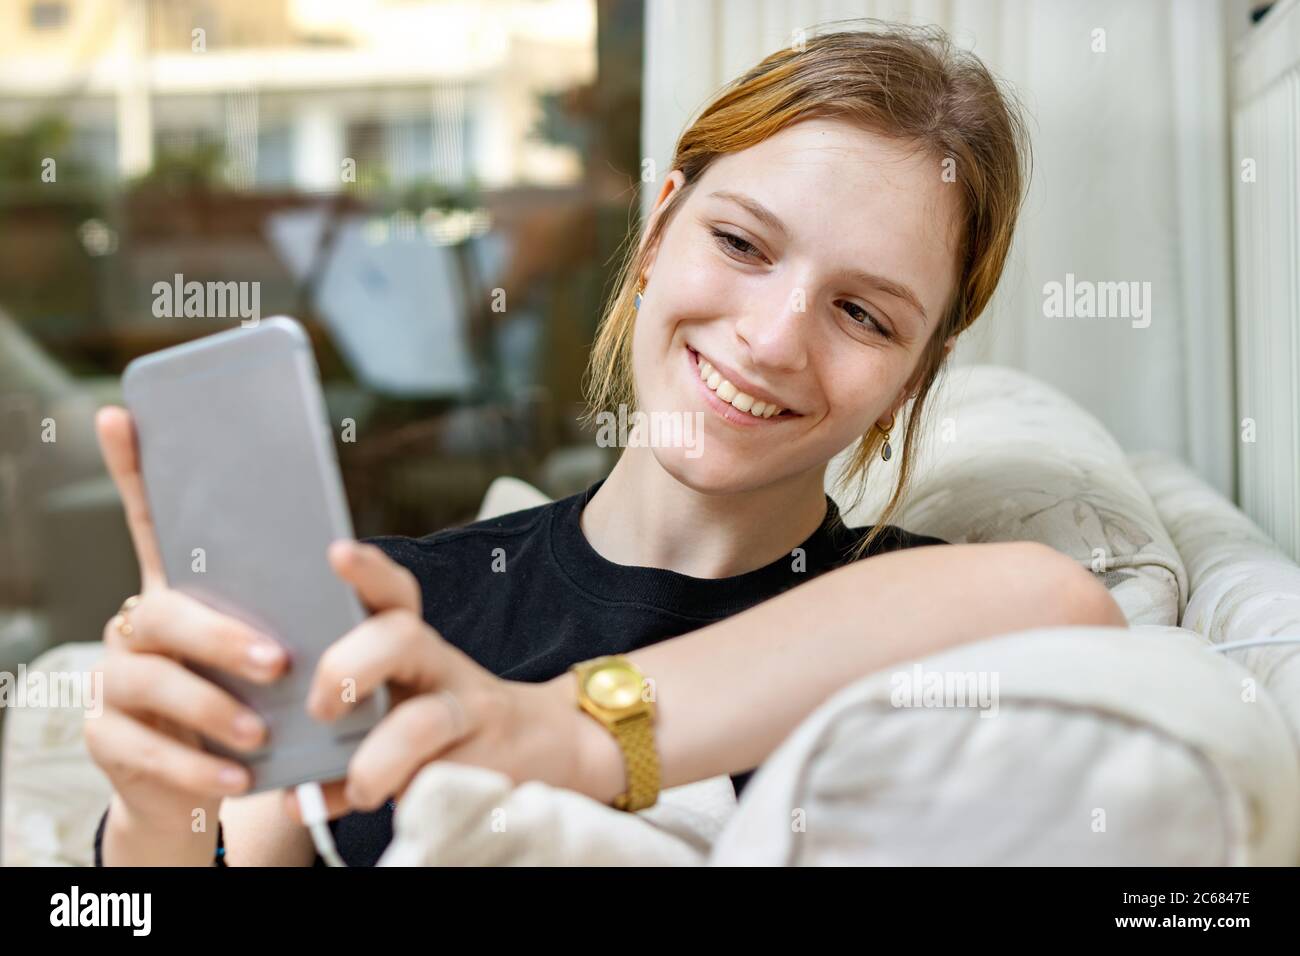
[380,764,734,866]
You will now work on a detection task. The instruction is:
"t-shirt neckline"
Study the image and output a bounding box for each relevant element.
[546,477,853,620]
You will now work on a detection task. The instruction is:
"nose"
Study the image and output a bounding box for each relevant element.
[733,281,810,373]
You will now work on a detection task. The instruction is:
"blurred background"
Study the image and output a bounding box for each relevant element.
[0,0,643,669]
[0,0,1295,679]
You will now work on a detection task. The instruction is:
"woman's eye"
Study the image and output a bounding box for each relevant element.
[839,300,892,339]
[711,229,763,261]
[705,230,892,339]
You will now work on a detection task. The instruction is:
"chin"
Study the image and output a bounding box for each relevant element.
[649,444,786,497]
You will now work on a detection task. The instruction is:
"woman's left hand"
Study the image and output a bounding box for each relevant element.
[284,539,590,822]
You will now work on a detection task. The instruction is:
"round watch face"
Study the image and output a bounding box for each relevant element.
[584,663,642,710]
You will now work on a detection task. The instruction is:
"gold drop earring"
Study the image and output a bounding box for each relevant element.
[879,413,895,462]
[634,276,646,311]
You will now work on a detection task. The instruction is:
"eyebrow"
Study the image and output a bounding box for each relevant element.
[709,190,790,240]
[843,269,929,329]
[710,190,929,329]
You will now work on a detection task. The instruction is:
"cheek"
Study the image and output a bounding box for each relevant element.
[631,237,736,390]
[819,356,905,430]
[652,233,743,324]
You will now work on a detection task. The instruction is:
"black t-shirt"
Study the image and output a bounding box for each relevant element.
[323,479,946,866]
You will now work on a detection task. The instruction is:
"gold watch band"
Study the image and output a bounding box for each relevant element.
[609,711,661,812]
[572,655,661,812]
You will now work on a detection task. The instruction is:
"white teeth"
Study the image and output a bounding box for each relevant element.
[693,351,787,419]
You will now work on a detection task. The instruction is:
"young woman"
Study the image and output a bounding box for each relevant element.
[89,26,1125,866]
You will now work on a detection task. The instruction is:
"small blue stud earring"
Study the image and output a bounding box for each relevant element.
[633,276,646,311]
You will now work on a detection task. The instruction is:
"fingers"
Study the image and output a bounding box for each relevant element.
[284,689,471,819]
[343,693,466,811]
[328,540,420,614]
[95,406,166,591]
[102,587,288,683]
[84,708,252,798]
[100,650,269,753]
[306,608,445,721]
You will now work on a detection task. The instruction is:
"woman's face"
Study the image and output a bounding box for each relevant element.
[630,117,962,495]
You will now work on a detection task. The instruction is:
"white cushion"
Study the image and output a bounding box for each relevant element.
[476,476,551,521]
[709,626,1300,866]
[1,641,111,866]
[829,365,1188,627]
[1131,450,1300,765]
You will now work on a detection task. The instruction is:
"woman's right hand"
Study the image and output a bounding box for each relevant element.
[85,406,290,862]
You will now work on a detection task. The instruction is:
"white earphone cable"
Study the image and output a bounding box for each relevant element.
[295,781,347,867]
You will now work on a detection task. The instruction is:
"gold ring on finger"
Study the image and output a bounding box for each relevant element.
[115,594,142,639]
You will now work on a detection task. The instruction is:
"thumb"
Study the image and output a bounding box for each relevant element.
[328,540,420,615]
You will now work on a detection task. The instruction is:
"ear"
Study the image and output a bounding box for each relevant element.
[637,170,687,282]
[876,334,957,429]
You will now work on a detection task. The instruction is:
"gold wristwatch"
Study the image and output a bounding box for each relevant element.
[571,655,661,811]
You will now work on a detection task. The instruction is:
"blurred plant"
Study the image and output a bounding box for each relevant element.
[0,115,95,194]
[128,140,227,195]
[341,158,390,195]
[394,178,481,213]
[346,171,482,216]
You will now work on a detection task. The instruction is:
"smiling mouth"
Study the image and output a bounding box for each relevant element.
[689,347,797,420]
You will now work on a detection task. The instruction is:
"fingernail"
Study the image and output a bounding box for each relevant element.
[233,712,264,741]
[219,766,249,791]
[247,642,283,669]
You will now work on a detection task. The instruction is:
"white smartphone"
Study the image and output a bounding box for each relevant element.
[122,316,389,792]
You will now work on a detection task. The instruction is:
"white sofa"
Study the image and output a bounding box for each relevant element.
[5,365,1299,866]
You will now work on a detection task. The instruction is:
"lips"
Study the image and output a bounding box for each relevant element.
[688,347,798,422]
